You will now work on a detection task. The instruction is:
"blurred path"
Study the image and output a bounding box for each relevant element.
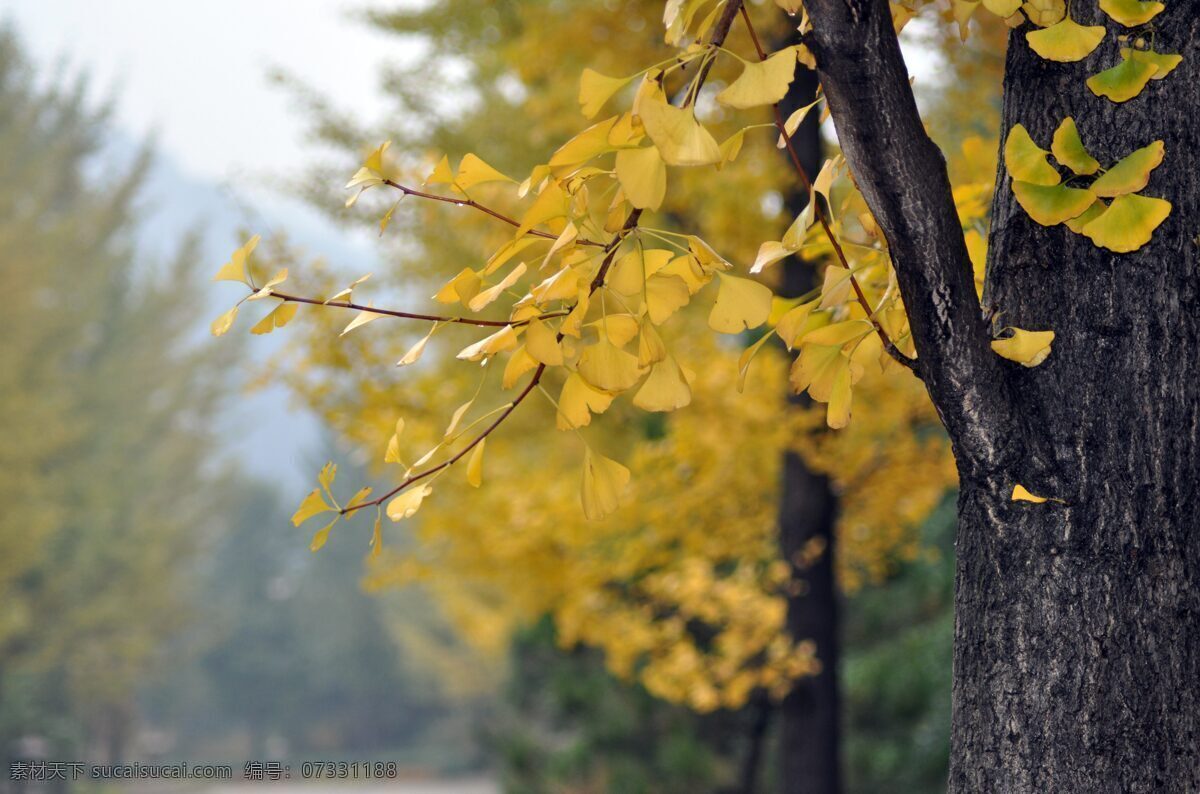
[125,779,498,794]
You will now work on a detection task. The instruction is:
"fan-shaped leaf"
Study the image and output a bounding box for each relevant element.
[1026,17,1105,62]
[1051,117,1099,175]
[1012,181,1094,226]
[1099,0,1164,26]
[1087,54,1158,103]
[1005,124,1060,186]
[1090,141,1164,198]
[1080,194,1171,253]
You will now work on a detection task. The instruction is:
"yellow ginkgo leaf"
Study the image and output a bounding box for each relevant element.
[434,268,482,305]
[425,154,454,186]
[384,418,405,464]
[633,355,692,411]
[1090,141,1164,198]
[594,314,641,348]
[644,273,692,325]
[368,511,383,558]
[456,325,519,361]
[615,146,667,210]
[793,344,861,403]
[751,241,793,275]
[581,447,630,521]
[340,305,384,336]
[557,373,615,430]
[397,326,436,367]
[982,0,1022,15]
[326,273,372,304]
[708,273,773,334]
[1098,0,1163,26]
[213,234,260,283]
[250,302,298,336]
[548,117,619,169]
[1080,194,1171,253]
[525,317,564,366]
[607,251,645,297]
[386,484,433,522]
[1050,117,1099,175]
[345,487,373,510]
[578,338,645,392]
[210,305,239,337]
[637,320,667,368]
[1012,181,1095,226]
[718,129,746,169]
[292,488,335,526]
[1087,53,1158,103]
[826,359,854,429]
[715,48,797,109]
[466,439,486,488]
[468,262,527,312]
[818,264,854,309]
[1025,17,1105,62]
[990,327,1055,367]
[735,331,774,393]
[778,98,821,148]
[309,517,338,552]
[502,346,539,389]
[1012,484,1048,503]
[1023,0,1066,26]
[579,68,630,119]
[636,88,721,167]
[1122,48,1182,81]
[1005,124,1060,186]
[455,153,514,190]
[247,268,288,301]
[1064,199,1107,233]
[775,300,819,350]
[801,319,874,348]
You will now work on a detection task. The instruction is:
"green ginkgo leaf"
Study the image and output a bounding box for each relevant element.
[1051,117,1099,175]
[1080,194,1171,253]
[1099,0,1164,26]
[1005,124,1060,186]
[1064,199,1107,233]
[1090,141,1164,197]
[1087,52,1158,103]
[1122,48,1183,81]
[1012,181,1095,226]
[1026,17,1105,62]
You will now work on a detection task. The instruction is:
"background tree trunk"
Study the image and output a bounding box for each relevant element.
[775,65,843,794]
[952,8,1200,790]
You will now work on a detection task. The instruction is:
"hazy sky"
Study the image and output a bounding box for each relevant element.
[2,0,414,185]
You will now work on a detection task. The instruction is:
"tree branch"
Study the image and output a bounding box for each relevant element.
[802,0,1020,476]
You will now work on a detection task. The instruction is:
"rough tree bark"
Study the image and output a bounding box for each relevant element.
[801,0,1200,790]
[775,64,844,794]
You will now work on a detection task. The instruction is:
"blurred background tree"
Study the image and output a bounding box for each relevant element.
[0,25,231,762]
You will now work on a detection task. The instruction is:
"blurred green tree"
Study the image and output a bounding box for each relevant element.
[0,27,231,764]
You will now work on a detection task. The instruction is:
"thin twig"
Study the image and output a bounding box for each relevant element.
[269,290,567,328]
[383,179,604,247]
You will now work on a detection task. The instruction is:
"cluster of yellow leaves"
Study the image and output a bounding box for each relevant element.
[214,0,1025,711]
[361,330,951,710]
[1006,120,1171,254]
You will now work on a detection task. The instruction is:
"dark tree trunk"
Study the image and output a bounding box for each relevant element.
[949,9,1200,792]
[775,65,843,794]
[800,0,1200,788]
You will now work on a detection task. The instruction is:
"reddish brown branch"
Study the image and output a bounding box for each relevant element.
[383,179,604,247]
[269,290,567,328]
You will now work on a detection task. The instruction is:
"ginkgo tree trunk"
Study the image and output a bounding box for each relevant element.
[807,0,1199,789]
